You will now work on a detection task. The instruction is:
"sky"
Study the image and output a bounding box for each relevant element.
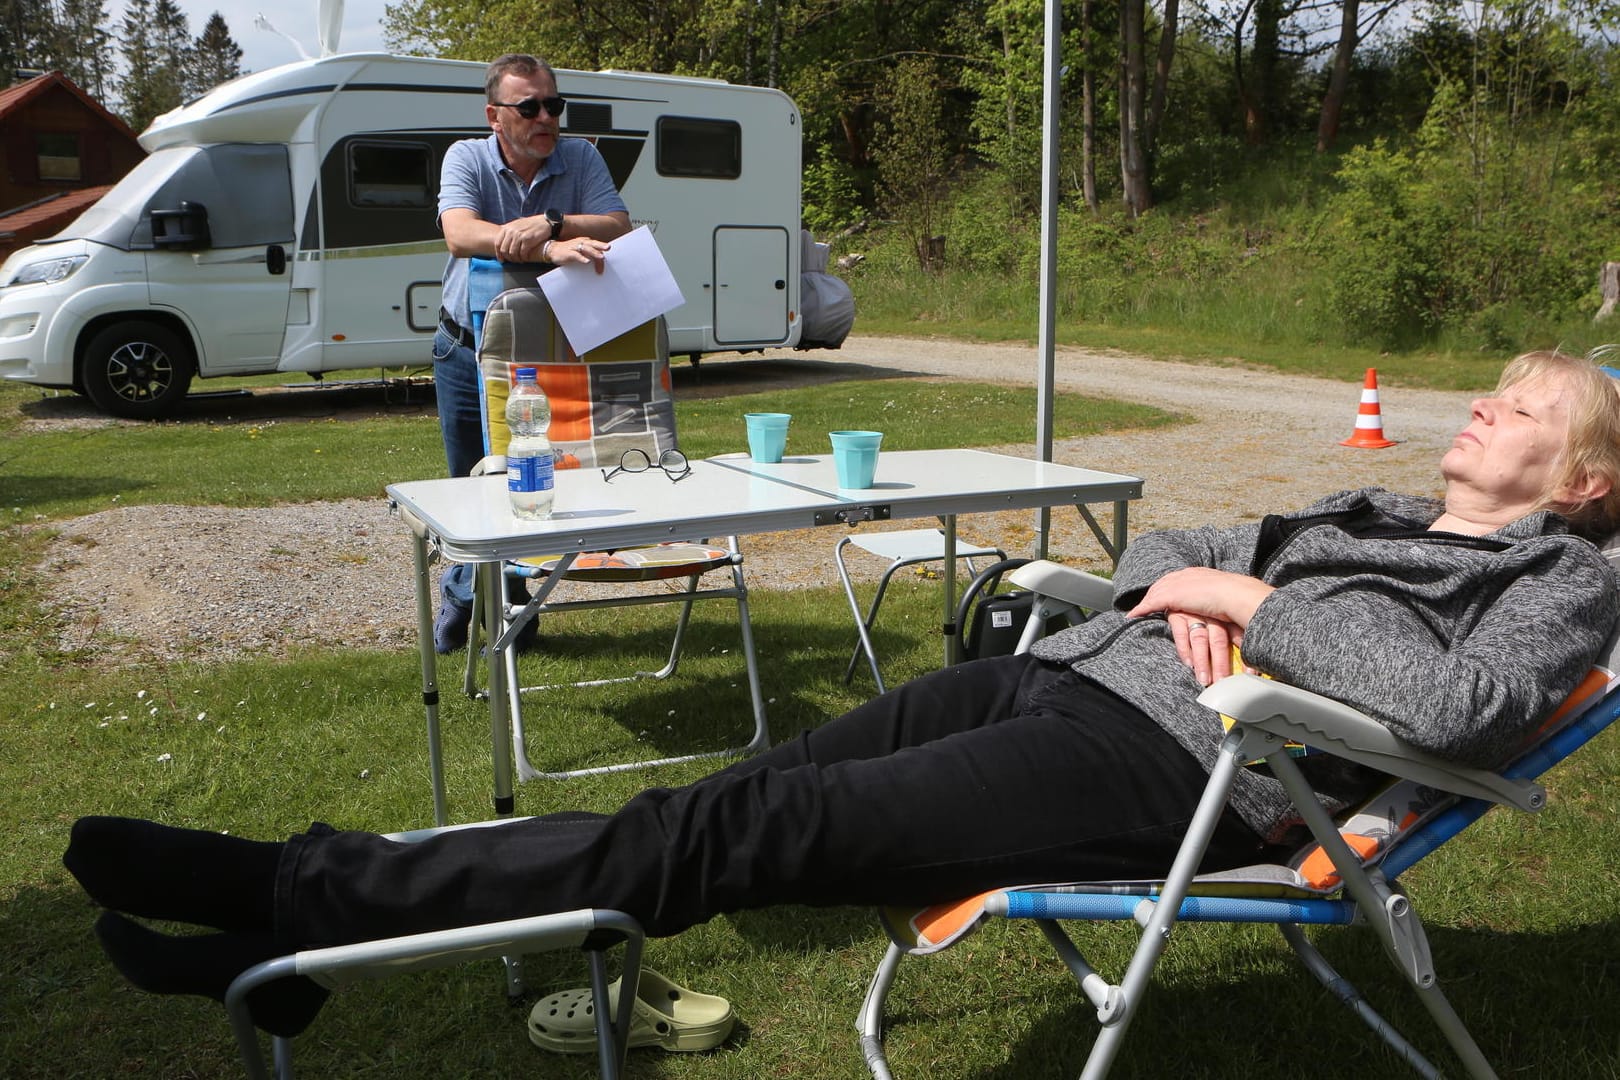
[115,0,395,74]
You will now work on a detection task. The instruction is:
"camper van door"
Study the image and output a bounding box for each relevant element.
[714,225,790,345]
[140,144,296,372]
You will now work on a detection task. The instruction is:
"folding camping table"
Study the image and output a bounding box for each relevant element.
[388,449,1143,824]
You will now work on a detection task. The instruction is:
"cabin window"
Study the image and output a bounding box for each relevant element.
[36,133,81,181]
[656,116,741,180]
[348,141,433,208]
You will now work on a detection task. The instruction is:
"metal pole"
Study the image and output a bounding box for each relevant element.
[1035,0,1062,558]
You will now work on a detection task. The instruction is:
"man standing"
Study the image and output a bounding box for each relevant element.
[433,53,632,652]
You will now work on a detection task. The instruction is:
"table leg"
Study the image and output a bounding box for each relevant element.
[504,553,575,783]
[1078,501,1130,565]
[411,532,448,827]
[479,560,516,818]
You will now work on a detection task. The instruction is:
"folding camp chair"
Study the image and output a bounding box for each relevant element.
[858,559,1620,1080]
[454,263,768,780]
[836,528,1006,693]
[225,819,647,1080]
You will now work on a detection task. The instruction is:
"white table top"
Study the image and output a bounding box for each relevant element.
[708,449,1143,519]
[387,460,843,562]
[387,449,1144,562]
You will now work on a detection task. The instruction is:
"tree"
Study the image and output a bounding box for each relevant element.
[153,0,191,99]
[1080,0,1100,210]
[1145,0,1182,154]
[1119,0,1152,213]
[50,0,115,99]
[1243,0,1282,142]
[118,0,190,129]
[873,55,950,270]
[118,0,163,130]
[1198,0,1332,145]
[1316,0,1401,150]
[959,0,1048,211]
[1,0,52,80]
[190,11,243,95]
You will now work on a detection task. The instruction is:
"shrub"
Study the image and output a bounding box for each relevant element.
[1319,139,1451,347]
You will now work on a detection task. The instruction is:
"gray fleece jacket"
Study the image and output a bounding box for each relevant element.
[1030,487,1617,841]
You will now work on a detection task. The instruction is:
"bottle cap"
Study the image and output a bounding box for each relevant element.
[515,366,538,381]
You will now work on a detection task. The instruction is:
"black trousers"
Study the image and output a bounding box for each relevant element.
[275,655,1270,948]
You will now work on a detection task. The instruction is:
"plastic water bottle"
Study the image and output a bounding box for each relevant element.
[506,366,554,520]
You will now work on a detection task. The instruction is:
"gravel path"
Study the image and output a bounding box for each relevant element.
[34,337,1473,664]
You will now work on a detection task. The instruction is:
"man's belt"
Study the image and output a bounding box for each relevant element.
[438,309,475,349]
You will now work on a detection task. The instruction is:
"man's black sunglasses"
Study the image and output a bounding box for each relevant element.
[494,96,567,120]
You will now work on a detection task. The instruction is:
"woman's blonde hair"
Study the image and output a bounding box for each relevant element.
[1498,348,1620,540]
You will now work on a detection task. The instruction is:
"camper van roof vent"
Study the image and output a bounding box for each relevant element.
[565,101,612,134]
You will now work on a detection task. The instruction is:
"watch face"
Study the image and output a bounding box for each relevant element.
[546,209,564,234]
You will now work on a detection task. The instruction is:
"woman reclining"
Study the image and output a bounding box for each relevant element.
[64,349,1620,1038]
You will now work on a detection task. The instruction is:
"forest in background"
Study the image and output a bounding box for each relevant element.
[379,0,1620,355]
[3,0,1617,357]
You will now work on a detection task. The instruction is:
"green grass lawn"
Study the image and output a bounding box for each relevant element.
[3,371,1618,1077]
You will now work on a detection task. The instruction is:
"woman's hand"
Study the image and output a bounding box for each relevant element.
[1126,568,1275,686]
[1166,612,1238,686]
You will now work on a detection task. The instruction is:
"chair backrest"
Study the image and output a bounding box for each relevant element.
[473,280,675,471]
[1286,541,1620,891]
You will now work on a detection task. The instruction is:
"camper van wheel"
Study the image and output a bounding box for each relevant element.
[81,321,195,420]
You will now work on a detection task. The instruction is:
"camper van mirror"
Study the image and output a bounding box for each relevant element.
[150,202,212,250]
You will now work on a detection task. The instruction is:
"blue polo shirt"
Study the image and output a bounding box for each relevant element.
[437,133,628,328]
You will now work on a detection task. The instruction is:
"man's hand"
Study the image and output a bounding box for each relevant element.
[545,236,611,274]
[493,216,555,262]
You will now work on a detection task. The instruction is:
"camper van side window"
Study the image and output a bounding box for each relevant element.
[348,141,434,208]
[656,117,741,180]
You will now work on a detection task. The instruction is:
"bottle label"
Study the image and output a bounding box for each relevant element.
[532,454,555,492]
[507,455,533,494]
[507,453,555,493]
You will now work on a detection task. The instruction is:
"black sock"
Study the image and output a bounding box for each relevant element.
[64,816,280,932]
[94,912,329,1038]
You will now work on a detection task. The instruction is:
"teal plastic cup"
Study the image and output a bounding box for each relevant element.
[745,412,791,463]
[829,430,883,488]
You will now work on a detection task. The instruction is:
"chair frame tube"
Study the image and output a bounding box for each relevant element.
[226,909,645,1080]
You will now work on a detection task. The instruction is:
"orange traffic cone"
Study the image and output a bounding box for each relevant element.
[1340,368,1396,448]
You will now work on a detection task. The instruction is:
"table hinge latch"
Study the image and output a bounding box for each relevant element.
[815,504,893,527]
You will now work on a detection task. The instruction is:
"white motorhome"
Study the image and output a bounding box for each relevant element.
[0,53,835,418]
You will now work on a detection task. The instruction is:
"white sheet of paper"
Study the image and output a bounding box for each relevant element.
[536,225,685,356]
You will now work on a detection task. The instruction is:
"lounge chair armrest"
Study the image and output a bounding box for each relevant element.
[1198,674,1544,812]
[1007,561,1114,613]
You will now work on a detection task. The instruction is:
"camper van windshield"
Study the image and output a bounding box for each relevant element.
[44,143,295,252]
[48,148,196,249]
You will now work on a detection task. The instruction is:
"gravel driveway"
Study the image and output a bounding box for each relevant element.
[35,336,1474,663]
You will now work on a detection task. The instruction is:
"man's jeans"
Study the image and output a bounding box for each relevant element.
[432,327,484,610]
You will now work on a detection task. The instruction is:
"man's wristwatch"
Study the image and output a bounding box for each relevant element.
[544,208,565,240]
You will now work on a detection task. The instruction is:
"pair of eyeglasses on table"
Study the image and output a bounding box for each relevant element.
[601,448,691,483]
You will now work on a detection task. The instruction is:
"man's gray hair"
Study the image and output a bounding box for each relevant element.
[485,54,555,102]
